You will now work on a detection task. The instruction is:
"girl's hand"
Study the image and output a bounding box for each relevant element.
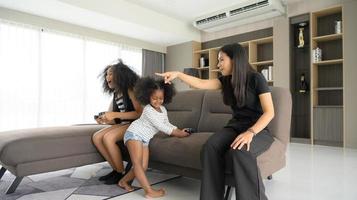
[171,129,189,138]
[155,71,180,84]
[230,131,255,151]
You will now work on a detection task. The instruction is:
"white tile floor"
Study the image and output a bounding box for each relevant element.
[108,143,357,200]
[2,143,357,199]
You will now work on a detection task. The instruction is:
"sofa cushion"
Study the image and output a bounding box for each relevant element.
[197,90,232,132]
[149,132,213,170]
[166,90,205,130]
[0,125,106,166]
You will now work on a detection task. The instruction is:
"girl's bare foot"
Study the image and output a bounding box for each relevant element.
[144,188,165,198]
[118,180,134,192]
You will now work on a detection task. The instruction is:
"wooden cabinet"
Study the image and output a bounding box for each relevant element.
[310,5,344,146]
[190,36,274,85]
[192,48,219,79]
[289,6,345,147]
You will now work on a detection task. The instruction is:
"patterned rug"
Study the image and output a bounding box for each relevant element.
[0,163,179,200]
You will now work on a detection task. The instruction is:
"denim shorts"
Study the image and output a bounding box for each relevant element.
[123,131,149,146]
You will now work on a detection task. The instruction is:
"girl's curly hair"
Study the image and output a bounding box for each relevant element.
[99,59,139,94]
[134,77,176,105]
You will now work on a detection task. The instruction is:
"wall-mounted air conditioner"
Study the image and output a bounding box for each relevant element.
[193,0,286,32]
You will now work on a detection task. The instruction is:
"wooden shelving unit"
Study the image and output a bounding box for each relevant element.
[192,46,218,79]
[311,5,344,147]
[289,13,311,143]
[191,36,274,85]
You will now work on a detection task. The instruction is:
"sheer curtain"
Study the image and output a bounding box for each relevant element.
[0,22,40,131]
[84,39,119,123]
[0,21,142,132]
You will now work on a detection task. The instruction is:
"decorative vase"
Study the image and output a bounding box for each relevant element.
[312,47,322,63]
[335,20,342,34]
[297,22,306,48]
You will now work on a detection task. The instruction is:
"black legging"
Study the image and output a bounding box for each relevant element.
[200,127,274,200]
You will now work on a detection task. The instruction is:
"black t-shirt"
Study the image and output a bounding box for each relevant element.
[218,72,271,131]
[112,91,135,124]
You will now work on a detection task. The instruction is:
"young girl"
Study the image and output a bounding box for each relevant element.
[118,77,189,198]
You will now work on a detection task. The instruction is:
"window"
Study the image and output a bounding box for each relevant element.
[0,21,142,131]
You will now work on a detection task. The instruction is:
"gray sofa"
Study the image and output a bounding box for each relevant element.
[0,87,292,195]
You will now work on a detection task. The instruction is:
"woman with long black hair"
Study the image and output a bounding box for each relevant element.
[92,59,142,185]
[157,43,274,200]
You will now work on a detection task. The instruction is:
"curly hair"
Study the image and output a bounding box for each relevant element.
[134,77,176,105]
[99,59,139,94]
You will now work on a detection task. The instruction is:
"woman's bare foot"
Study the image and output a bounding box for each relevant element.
[118,180,134,192]
[144,188,165,198]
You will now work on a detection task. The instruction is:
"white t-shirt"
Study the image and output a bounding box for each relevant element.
[126,104,177,142]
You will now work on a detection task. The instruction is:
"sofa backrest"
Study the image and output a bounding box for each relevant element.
[197,87,292,145]
[197,90,232,132]
[166,90,205,130]
[167,87,292,145]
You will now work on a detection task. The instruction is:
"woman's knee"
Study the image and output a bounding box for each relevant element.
[228,148,250,160]
[103,132,117,146]
[202,134,224,152]
[92,131,105,145]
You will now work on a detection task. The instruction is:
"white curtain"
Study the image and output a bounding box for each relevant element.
[84,39,119,123]
[0,21,142,132]
[0,22,40,131]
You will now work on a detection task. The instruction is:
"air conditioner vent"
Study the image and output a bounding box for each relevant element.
[230,0,270,16]
[196,13,227,26]
[193,0,285,32]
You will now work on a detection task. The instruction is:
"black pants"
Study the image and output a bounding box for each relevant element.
[200,127,274,200]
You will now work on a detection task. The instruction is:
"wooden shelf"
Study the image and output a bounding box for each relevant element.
[312,5,342,17]
[315,87,343,91]
[312,33,342,42]
[312,59,343,65]
[250,36,273,44]
[193,49,209,54]
[211,69,221,72]
[251,60,273,66]
[193,35,273,81]
[196,67,209,70]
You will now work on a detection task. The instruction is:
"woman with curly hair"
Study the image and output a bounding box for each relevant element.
[92,59,143,185]
[118,77,190,198]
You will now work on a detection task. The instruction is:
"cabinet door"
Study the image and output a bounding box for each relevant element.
[313,107,343,146]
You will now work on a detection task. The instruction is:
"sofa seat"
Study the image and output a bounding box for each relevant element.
[0,125,107,176]
[149,132,213,170]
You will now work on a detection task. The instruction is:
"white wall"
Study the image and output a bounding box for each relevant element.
[165,41,195,91]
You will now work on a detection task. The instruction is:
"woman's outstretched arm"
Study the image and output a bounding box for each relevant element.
[156,71,221,90]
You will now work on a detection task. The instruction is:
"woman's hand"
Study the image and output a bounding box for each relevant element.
[230,131,255,151]
[95,118,104,124]
[171,129,190,138]
[101,112,118,121]
[155,71,180,84]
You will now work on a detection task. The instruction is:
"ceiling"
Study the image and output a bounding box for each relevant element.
[0,0,302,46]
[128,0,250,22]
